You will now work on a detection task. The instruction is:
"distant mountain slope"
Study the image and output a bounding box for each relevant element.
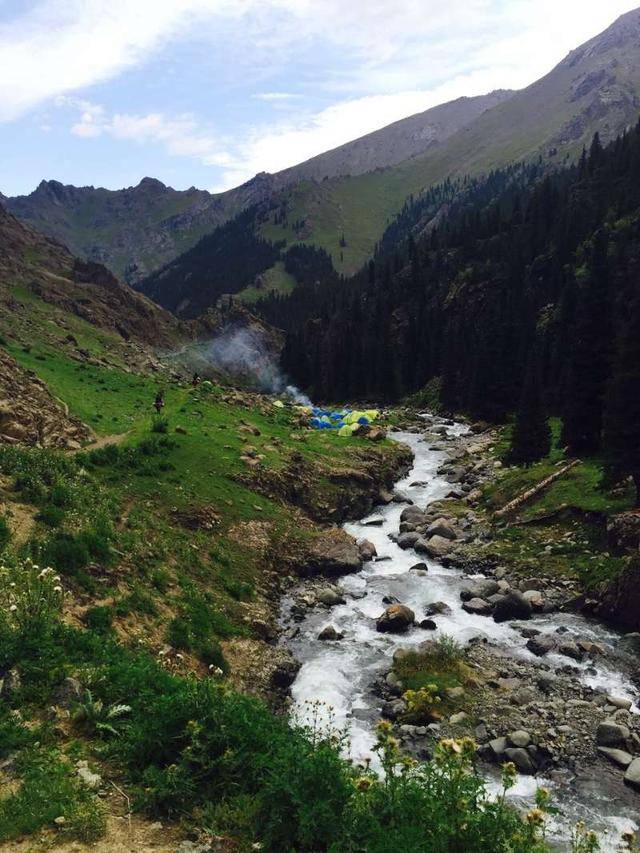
[4,92,512,284]
[273,90,513,183]
[6,8,640,296]
[261,7,640,274]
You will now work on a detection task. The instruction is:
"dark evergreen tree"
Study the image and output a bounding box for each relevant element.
[604,293,640,506]
[508,352,551,466]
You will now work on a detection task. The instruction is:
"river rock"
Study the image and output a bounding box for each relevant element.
[508,730,532,748]
[426,518,457,540]
[416,535,453,558]
[527,635,556,656]
[376,604,415,633]
[489,736,508,758]
[419,619,438,630]
[382,698,407,720]
[425,601,452,616]
[398,532,422,549]
[358,540,377,561]
[522,590,545,611]
[363,516,384,527]
[449,711,468,725]
[596,721,630,747]
[624,758,640,791]
[462,597,492,616]
[400,506,427,524]
[271,659,301,689]
[53,676,83,709]
[318,625,343,641]
[504,747,536,774]
[493,591,532,623]
[409,562,428,572]
[558,641,584,661]
[598,747,633,768]
[308,532,362,576]
[460,580,499,601]
[317,588,346,606]
[607,696,633,710]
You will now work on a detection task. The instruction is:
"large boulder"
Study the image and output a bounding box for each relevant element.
[426,518,458,541]
[376,604,415,633]
[460,580,499,601]
[503,747,536,775]
[415,535,453,559]
[596,557,640,632]
[462,597,492,616]
[397,532,422,550]
[596,721,630,747]
[624,758,640,791]
[607,512,640,555]
[358,539,377,562]
[400,506,427,524]
[526,635,556,657]
[493,591,532,623]
[307,531,362,576]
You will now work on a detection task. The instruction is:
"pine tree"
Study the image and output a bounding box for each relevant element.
[509,354,551,467]
[603,294,640,506]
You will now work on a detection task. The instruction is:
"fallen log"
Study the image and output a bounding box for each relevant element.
[494,460,581,519]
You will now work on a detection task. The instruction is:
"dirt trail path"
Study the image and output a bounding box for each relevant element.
[73,431,130,453]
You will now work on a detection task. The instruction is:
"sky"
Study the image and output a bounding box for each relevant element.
[0,0,638,197]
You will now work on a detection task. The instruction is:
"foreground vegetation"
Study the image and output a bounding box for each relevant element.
[0,558,565,850]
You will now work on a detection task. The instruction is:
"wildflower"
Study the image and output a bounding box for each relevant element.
[439,738,462,754]
[9,604,17,612]
[53,586,63,593]
[526,808,545,827]
[354,776,373,791]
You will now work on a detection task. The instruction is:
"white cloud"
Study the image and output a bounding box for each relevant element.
[0,0,215,122]
[68,102,230,162]
[253,92,300,102]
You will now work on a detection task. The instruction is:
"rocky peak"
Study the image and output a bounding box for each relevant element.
[136,176,168,193]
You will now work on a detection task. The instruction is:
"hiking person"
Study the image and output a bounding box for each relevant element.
[154,390,165,414]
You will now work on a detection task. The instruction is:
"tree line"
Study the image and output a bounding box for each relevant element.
[256,122,640,502]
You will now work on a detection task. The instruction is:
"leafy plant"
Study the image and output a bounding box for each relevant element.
[71,689,131,738]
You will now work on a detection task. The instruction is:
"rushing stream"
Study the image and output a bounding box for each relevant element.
[281,422,639,850]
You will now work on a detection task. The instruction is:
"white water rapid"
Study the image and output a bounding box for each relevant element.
[282,423,639,850]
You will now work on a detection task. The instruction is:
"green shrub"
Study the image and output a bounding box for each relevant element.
[0,749,106,843]
[36,505,66,527]
[0,516,10,551]
[151,415,169,434]
[84,606,114,634]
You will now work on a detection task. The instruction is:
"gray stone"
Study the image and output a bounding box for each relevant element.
[400,506,427,524]
[607,695,633,711]
[460,580,499,601]
[318,625,343,641]
[624,758,640,790]
[382,698,407,721]
[53,676,83,709]
[508,730,532,748]
[415,535,453,559]
[426,518,458,541]
[489,736,508,758]
[596,721,630,747]
[358,540,377,562]
[449,711,468,725]
[76,760,102,790]
[558,642,584,661]
[493,591,532,623]
[376,604,415,633]
[504,747,536,774]
[462,597,492,616]
[598,747,633,768]
[526,635,556,657]
[0,668,21,700]
[398,532,422,550]
[424,601,452,616]
[317,588,345,606]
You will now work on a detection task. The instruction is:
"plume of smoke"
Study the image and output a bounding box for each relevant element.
[199,326,312,406]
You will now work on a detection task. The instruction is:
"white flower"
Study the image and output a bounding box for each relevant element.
[9,605,17,612]
[53,586,63,593]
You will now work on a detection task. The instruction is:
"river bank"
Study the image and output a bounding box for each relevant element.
[280,415,640,850]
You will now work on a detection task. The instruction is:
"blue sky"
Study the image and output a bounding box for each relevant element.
[0,0,637,197]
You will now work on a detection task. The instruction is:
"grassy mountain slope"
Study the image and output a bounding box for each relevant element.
[4,94,511,285]
[260,8,640,275]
